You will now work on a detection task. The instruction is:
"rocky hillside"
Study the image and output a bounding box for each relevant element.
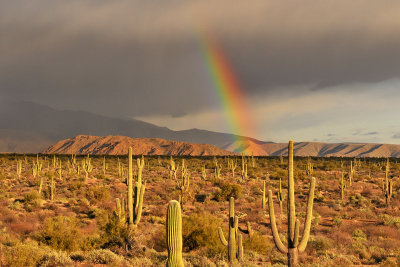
[42,135,236,156]
[255,142,400,158]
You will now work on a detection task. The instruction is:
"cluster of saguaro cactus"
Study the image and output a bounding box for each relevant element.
[338,172,346,201]
[32,156,42,178]
[305,157,313,177]
[251,154,256,168]
[127,147,145,226]
[240,158,248,182]
[82,155,93,180]
[383,158,393,207]
[166,200,184,267]
[218,197,244,264]
[268,140,316,267]
[228,159,237,178]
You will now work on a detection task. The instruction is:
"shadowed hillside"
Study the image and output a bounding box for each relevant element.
[42,135,237,156]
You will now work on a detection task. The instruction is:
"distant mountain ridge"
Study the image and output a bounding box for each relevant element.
[2,100,400,157]
[0,100,251,153]
[43,135,400,157]
[42,135,236,156]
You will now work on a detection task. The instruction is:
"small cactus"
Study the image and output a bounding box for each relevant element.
[166,200,184,267]
[339,172,346,201]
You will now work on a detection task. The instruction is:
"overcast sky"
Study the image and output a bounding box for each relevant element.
[2,0,400,143]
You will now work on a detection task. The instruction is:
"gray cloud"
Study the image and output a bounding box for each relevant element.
[1,0,400,119]
[392,133,400,139]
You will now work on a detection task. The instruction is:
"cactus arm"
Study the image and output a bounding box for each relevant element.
[218,228,228,246]
[298,177,316,252]
[268,190,288,254]
[293,219,299,248]
[134,182,146,225]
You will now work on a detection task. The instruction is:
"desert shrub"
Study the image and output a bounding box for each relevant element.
[378,214,400,228]
[87,249,124,265]
[39,250,74,267]
[244,232,274,254]
[37,216,83,251]
[85,185,111,204]
[131,257,153,266]
[308,236,334,255]
[23,190,42,211]
[3,241,46,267]
[352,229,367,241]
[69,251,85,262]
[183,212,225,257]
[214,183,242,201]
[100,214,134,249]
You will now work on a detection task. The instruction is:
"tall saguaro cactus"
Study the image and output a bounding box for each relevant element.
[127,147,145,226]
[166,200,184,267]
[268,140,316,267]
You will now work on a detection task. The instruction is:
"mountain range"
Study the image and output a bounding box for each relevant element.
[2,100,400,157]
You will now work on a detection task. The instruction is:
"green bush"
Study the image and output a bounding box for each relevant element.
[39,250,74,267]
[3,241,45,267]
[183,212,226,257]
[85,185,111,204]
[87,249,124,265]
[214,183,242,201]
[37,216,83,251]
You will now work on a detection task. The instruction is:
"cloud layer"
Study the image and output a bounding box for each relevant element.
[1,0,400,141]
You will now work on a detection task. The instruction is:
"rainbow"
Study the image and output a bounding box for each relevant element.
[199,31,254,153]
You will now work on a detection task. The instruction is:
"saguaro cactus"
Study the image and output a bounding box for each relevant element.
[127,147,145,226]
[339,172,346,201]
[218,197,246,264]
[176,165,190,206]
[82,155,93,180]
[215,163,221,180]
[305,157,313,177]
[268,140,316,267]
[383,159,393,207]
[201,165,207,180]
[16,160,22,178]
[166,200,184,267]
[262,180,266,209]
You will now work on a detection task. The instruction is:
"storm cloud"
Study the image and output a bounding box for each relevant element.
[1,0,400,120]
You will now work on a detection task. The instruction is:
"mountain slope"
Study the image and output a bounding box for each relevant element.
[0,100,244,153]
[254,142,400,158]
[42,135,236,156]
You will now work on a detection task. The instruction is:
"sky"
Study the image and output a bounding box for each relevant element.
[1,0,400,143]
